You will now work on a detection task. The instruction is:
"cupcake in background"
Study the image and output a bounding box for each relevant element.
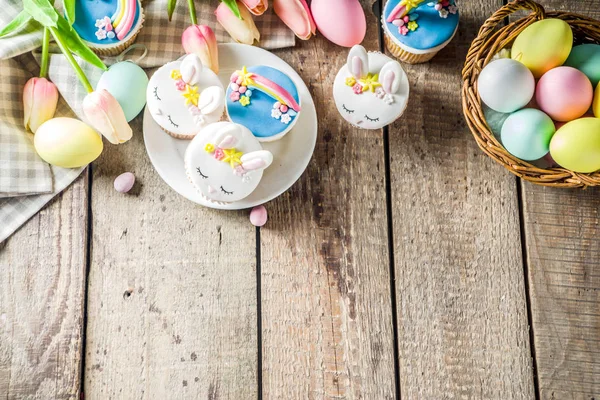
[382,0,459,64]
[72,0,145,56]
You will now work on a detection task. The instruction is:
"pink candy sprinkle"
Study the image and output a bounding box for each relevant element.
[105,22,113,31]
[279,105,288,113]
[239,86,247,94]
[403,16,410,22]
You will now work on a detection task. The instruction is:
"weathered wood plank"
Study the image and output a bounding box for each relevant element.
[515,1,600,399]
[0,173,88,400]
[84,115,258,398]
[260,2,397,399]
[388,0,535,398]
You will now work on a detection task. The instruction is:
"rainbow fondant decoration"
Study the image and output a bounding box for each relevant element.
[73,0,141,45]
[226,65,301,142]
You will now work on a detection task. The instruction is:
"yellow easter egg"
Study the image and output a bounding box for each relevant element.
[593,83,600,118]
[550,118,600,173]
[511,19,573,78]
[34,117,103,168]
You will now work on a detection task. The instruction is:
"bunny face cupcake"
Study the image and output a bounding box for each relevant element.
[184,122,273,203]
[226,65,301,142]
[147,54,225,140]
[333,45,409,129]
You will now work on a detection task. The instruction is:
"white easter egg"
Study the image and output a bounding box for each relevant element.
[478,58,535,113]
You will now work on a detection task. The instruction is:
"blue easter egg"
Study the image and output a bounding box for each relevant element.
[96,61,148,122]
[501,108,555,161]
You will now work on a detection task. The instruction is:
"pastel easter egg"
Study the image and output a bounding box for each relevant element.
[96,61,148,122]
[511,18,573,78]
[536,66,593,122]
[478,58,535,113]
[564,44,600,87]
[34,118,103,168]
[501,108,555,161]
[593,82,600,118]
[250,205,268,227]
[550,118,600,172]
[114,172,135,193]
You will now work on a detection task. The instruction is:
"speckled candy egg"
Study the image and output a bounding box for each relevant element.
[34,118,103,168]
[536,66,593,122]
[511,18,573,78]
[565,44,600,87]
[478,58,535,113]
[550,118,600,173]
[501,108,555,161]
[96,61,148,122]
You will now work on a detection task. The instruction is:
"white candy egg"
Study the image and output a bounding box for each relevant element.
[478,58,535,113]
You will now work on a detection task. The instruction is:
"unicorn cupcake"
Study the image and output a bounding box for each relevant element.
[72,0,145,56]
[225,65,302,142]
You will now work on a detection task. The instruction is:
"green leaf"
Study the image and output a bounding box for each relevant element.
[167,0,177,21]
[0,10,35,38]
[63,0,76,25]
[23,0,58,27]
[55,13,107,70]
[221,0,241,19]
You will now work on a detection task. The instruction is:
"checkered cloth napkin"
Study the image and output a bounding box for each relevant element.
[0,0,295,243]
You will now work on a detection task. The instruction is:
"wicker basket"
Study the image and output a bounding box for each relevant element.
[462,0,600,188]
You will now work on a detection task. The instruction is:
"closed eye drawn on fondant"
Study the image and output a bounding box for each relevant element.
[365,115,380,122]
[168,115,179,128]
[342,104,355,114]
[220,186,233,195]
[196,167,208,179]
[153,86,161,101]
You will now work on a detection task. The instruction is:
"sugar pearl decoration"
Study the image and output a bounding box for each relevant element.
[250,205,268,227]
[393,19,405,27]
[114,172,135,193]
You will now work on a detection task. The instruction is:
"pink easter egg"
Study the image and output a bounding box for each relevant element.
[114,172,135,193]
[250,205,268,227]
[536,66,593,122]
[311,0,366,47]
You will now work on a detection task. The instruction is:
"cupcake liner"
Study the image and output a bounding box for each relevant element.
[384,34,438,64]
[88,6,145,57]
[159,124,197,140]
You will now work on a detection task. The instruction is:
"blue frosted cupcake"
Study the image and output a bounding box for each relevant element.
[72,0,145,56]
[382,0,459,64]
[226,65,301,142]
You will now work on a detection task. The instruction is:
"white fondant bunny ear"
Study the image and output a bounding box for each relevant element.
[181,54,203,85]
[347,45,369,79]
[240,150,273,171]
[212,123,242,149]
[198,86,225,115]
[379,61,405,94]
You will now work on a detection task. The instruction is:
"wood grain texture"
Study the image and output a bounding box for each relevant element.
[260,2,397,399]
[0,173,88,400]
[84,116,258,399]
[388,0,535,398]
[515,1,600,398]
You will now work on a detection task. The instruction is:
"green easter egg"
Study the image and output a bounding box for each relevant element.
[565,44,600,87]
[501,108,555,161]
[97,61,148,122]
[550,118,600,173]
[34,118,103,168]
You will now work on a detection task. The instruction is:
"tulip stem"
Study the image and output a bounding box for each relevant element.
[49,27,93,93]
[188,0,197,25]
[39,28,50,78]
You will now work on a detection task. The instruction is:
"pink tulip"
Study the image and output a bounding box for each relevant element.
[240,0,268,15]
[215,1,260,45]
[273,0,316,40]
[182,25,219,74]
[82,89,132,144]
[23,77,59,133]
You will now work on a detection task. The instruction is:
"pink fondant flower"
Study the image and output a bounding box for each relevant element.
[214,148,225,160]
[230,74,239,83]
[375,87,385,99]
[95,19,106,28]
[352,83,363,94]
[271,108,282,119]
[230,91,241,101]
[281,113,292,124]
[189,105,201,115]
[175,79,186,91]
[234,165,247,176]
[448,5,458,14]
[95,29,107,40]
[399,26,409,35]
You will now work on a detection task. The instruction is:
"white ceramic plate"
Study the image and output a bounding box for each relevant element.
[143,43,317,210]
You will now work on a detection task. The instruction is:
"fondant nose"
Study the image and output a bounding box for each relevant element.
[208,185,216,194]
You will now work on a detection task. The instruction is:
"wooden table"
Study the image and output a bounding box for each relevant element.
[1,0,599,398]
